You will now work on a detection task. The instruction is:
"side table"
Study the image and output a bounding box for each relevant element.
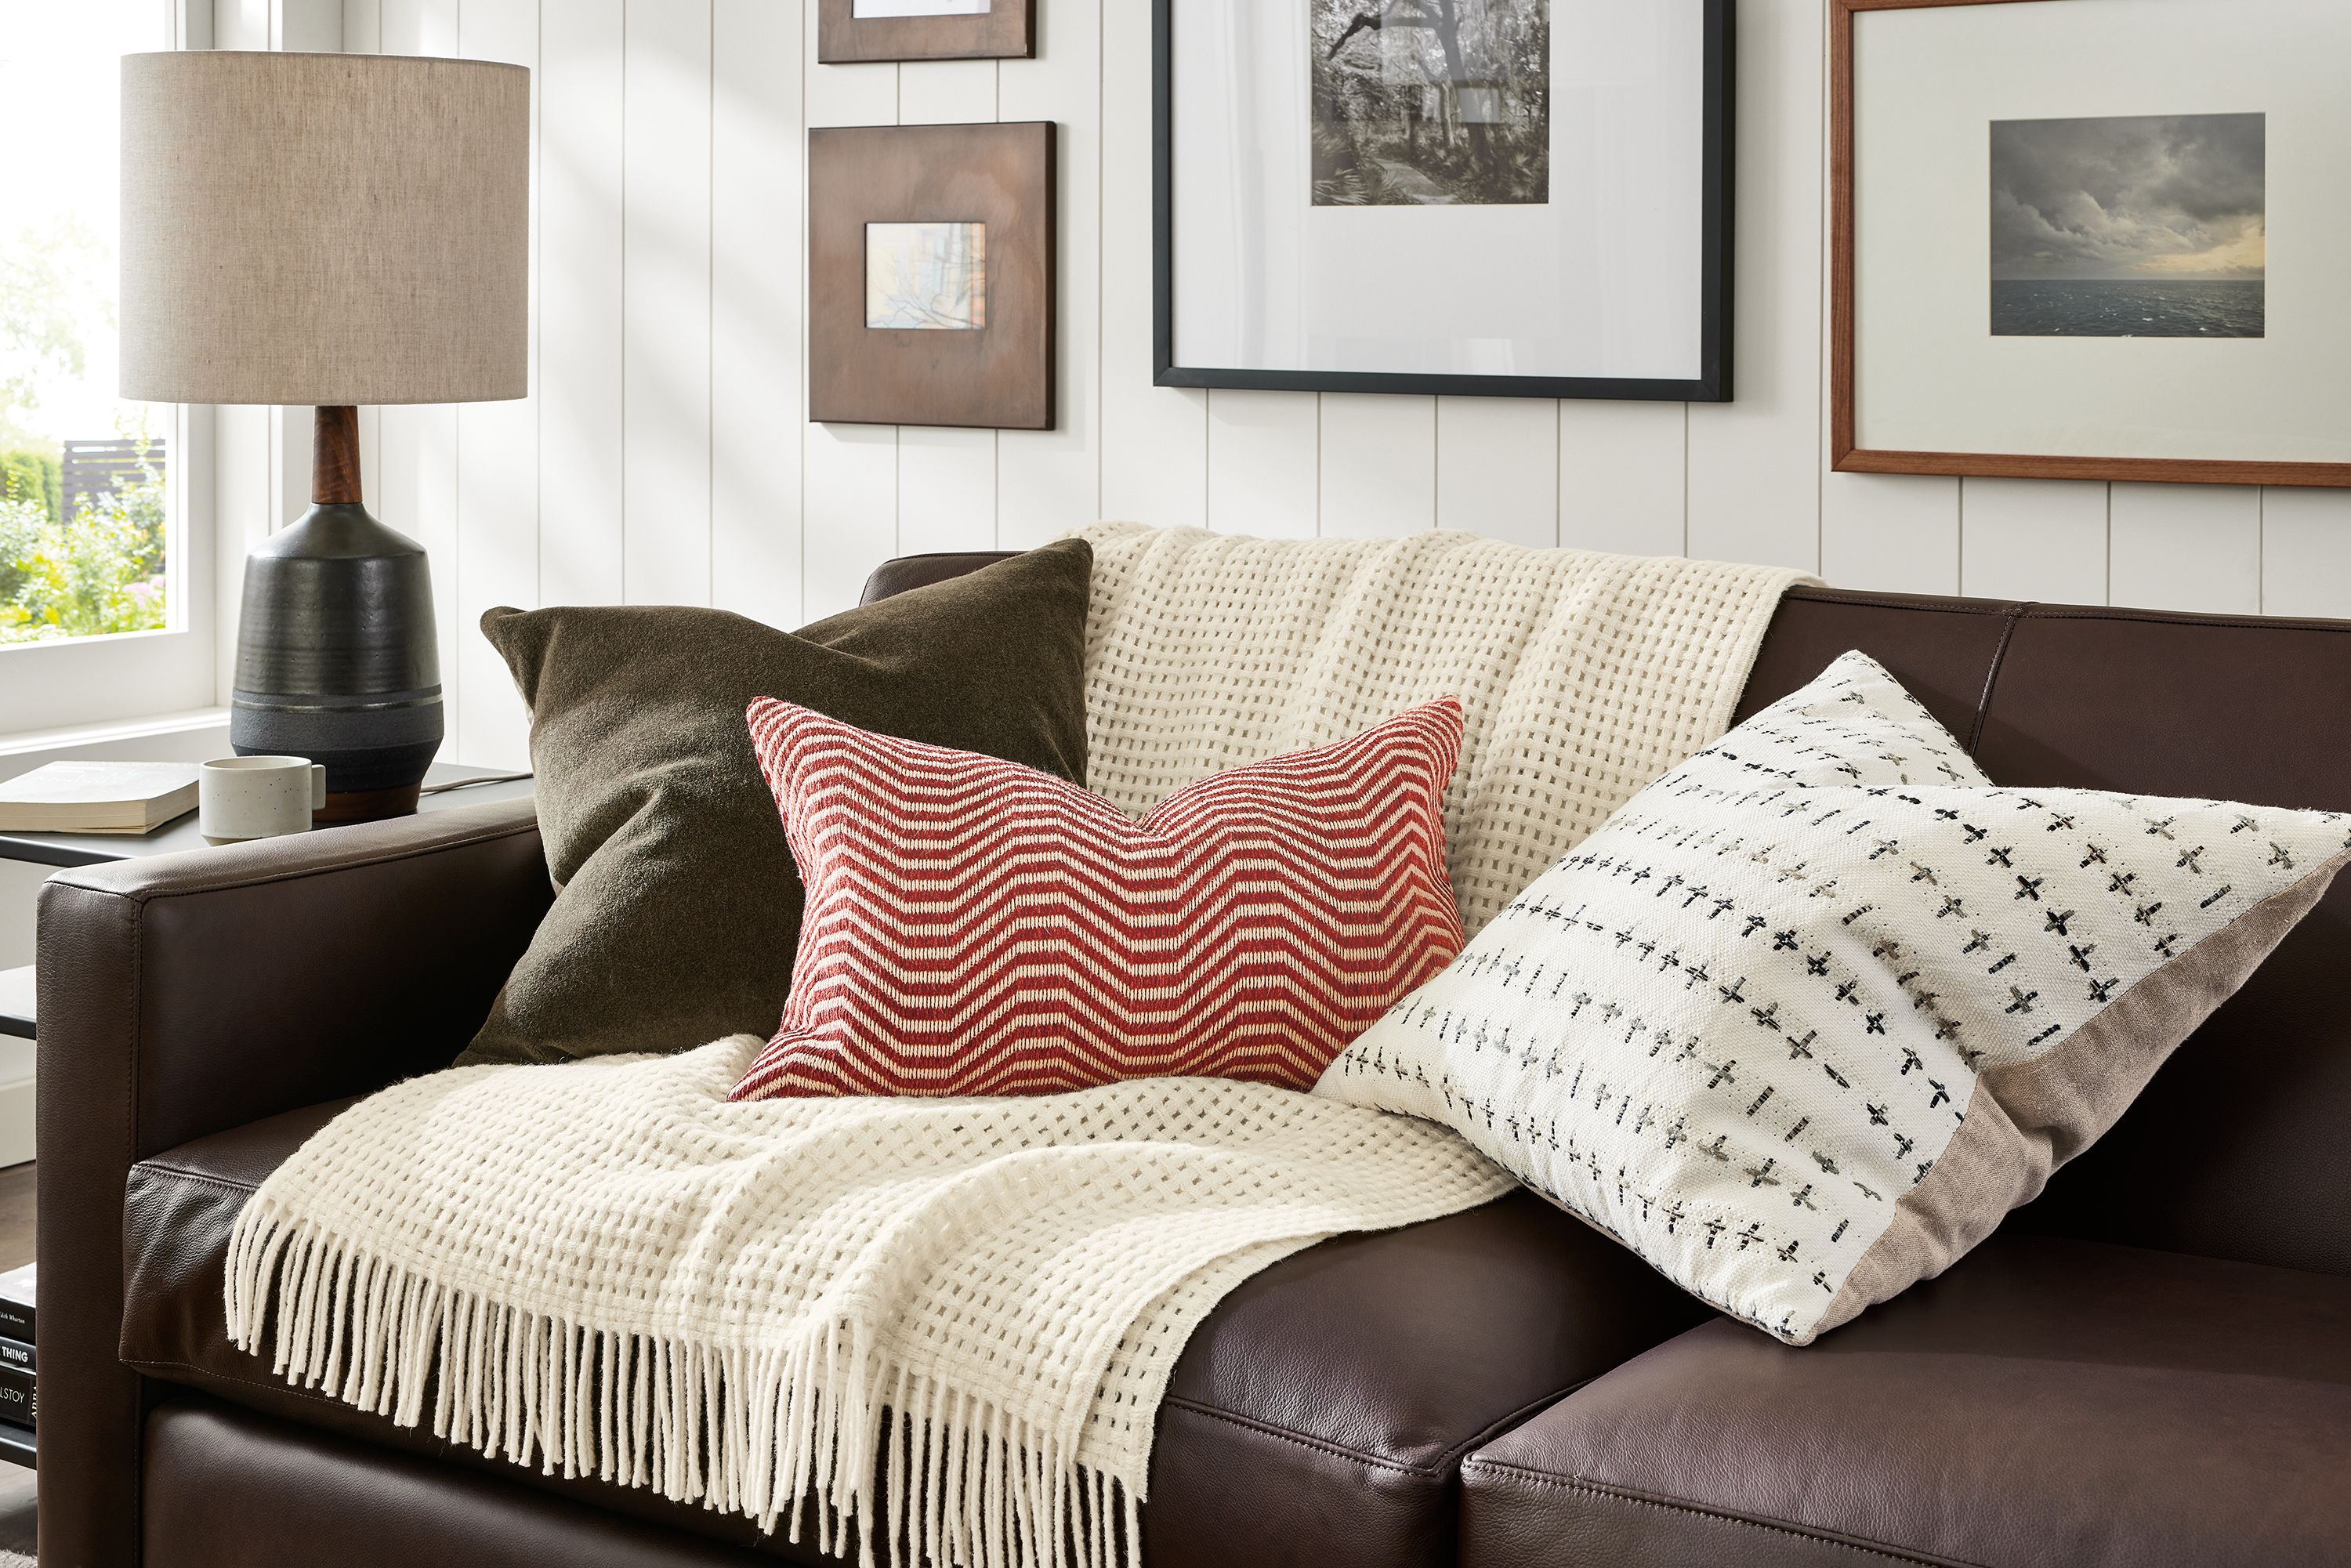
[0,763,534,1041]
[0,766,531,1468]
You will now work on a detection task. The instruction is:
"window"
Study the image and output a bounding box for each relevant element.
[0,0,214,739]
[0,0,175,650]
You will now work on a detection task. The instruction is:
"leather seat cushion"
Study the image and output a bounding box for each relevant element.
[125,1099,1709,1568]
[147,1398,776,1568]
[1458,1232,2351,1568]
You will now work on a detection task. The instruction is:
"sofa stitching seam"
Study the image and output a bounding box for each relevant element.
[1458,1465,1972,1568]
[1782,588,2015,617]
[1966,605,2028,756]
[1436,1378,1598,1469]
[82,818,541,907]
[1157,1397,1440,1479]
[130,1166,261,1194]
[129,1356,357,1413]
[2016,604,2351,632]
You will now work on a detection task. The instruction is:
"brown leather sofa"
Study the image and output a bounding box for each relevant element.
[37,561,2351,1568]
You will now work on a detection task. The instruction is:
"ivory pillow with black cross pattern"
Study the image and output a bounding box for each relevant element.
[1315,650,2351,1345]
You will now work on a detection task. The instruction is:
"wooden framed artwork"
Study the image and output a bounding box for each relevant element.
[1154,0,1734,403]
[816,0,1034,65]
[1833,0,2351,487]
[807,121,1056,430]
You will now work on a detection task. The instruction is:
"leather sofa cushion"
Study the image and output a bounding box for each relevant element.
[147,1398,774,1568]
[1458,1232,2351,1568]
[125,1100,1709,1568]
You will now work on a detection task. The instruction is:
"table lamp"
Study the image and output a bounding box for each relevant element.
[118,51,527,820]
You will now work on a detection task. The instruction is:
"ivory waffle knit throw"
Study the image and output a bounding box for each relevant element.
[227,527,1807,1568]
[1070,523,1816,936]
[227,1041,1511,1566]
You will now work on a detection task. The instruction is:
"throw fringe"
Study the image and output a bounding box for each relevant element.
[226,1199,1143,1568]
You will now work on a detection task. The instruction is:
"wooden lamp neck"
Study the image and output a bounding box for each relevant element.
[313,404,364,505]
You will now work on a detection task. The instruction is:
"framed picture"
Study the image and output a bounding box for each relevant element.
[1832,0,2351,487]
[1154,0,1734,403]
[808,121,1056,430]
[817,0,1034,65]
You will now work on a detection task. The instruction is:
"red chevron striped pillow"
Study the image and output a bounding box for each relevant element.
[730,697,1466,1099]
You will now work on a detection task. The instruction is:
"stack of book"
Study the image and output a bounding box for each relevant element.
[0,1265,31,1436]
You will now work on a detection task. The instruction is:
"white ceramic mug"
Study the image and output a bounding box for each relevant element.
[200,755,326,844]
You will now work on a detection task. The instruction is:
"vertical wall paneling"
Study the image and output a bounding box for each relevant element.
[897,60,998,128]
[277,0,341,52]
[1686,0,1822,573]
[895,59,1000,557]
[1436,397,1557,551]
[208,1,270,701]
[620,1,713,608]
[1096,0,1205,531]
[375,0,462,747]
[710,0,805,628]
[1958,478,2108,606]
[453,0,542,768]
[802,425,899,621]
[211,404,270,701]
[801,10,899,621]
[208,0,2351,762]
[538,0,626,611]
[898,429,999,557]
[179,0,215,49]
[342,0,380,534]
[1557,403,1686,559]
[1820,472,1959,596]
[1204,391,1319,539]
[998,1,1105,549]
[2109,483,2262,617]
[2259,489,2351,621]
[339,0,379,51]
[1319,396,1436,540]
[216,0,269,49]
[270,407,306,532]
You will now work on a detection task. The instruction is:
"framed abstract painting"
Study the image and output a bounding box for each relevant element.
[807,121,1056,430]
[1833,0,2351,487]
[1154,0,1735,403]
[816,0,1034,64]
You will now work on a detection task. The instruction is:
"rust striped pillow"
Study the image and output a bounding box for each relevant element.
[730,697,1466,1099]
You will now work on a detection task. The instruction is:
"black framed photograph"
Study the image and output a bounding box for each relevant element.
[1154,0,1733,403]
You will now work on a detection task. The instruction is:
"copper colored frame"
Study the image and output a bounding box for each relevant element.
[817,0,1034,64]
[1830,0,2351,488]
[808,121,1056,431]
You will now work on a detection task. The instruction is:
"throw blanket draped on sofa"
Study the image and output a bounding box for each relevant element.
[226,527,1809,1568]
[1073,523,1815,936]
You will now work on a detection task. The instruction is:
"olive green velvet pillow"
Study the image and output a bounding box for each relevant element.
[460,540,1092,1066]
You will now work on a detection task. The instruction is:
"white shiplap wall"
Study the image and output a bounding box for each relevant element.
[219,0,2351,770]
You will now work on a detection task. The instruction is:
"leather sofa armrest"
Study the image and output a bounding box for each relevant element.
[34,795,552,1568]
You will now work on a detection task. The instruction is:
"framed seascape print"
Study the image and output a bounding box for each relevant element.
[808,121,1056,429]
[1834,0,2351,487]
[817,0,1034,64]
[1154,0,1734,403]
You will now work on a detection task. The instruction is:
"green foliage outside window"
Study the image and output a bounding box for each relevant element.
[0,448,60,526]
[0,450,166,643]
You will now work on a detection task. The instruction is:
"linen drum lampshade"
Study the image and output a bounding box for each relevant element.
[120,51,528,819]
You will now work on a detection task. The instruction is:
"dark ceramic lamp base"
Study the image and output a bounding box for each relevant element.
[230,406,444,823]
